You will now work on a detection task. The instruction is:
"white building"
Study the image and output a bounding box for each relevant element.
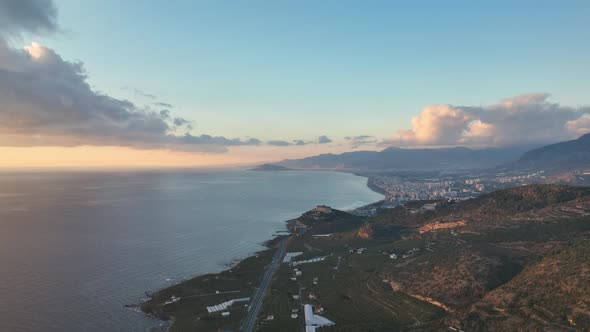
[304,304,335,330]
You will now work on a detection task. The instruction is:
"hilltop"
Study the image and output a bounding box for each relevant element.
[287,205,365,234]
[514,133,590,171]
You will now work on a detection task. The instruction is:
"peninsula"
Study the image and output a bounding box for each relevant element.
[250,164,292,172]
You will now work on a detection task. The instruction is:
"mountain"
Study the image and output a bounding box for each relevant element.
[513,133,590,171]
[276,146,529,171]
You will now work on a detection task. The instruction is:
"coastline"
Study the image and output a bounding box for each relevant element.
[139,173,383,329]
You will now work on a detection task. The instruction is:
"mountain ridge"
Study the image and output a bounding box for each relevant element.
[276,146,531,171]
[270,133,590,173]
[512,133,590,171]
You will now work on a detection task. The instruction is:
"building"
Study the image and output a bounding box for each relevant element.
[283,251,303,263]
[304,304,335,330]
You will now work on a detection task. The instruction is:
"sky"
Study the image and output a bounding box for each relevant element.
[0,0,589,167]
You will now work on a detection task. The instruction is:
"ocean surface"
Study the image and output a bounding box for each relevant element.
[0,169,382,332]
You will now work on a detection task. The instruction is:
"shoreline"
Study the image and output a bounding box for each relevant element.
[139,174,383,328]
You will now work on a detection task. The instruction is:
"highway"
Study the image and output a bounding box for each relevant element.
[240,237,288,332]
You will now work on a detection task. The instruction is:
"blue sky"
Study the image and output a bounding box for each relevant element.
[34,0,589,140]
[1,0,589,166]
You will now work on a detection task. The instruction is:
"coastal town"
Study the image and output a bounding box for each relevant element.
[365,168,590,204]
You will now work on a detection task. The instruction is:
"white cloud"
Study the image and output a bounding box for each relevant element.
[388,94,590,147]
[565,114,590,135]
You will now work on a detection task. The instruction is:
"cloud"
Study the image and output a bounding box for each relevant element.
[344,135,378,148]
[154,102,173,108]
[121,86,156,100]
[318,135,332,144]
[565,114,590,135]
[0,41,261,153]
[294,139,306,146]
[387,93,590,147]
[267,140,293,146]
[267,136,331,146]
[0,0,59,39]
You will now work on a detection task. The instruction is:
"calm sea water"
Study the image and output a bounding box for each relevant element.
[0,169,382,332]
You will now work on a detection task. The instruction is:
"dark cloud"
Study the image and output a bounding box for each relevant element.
[0,41,260,153]
[173,117,191,127]
[388,94,590,147]
[0,0,58,38]
[267,140,292,146]
[267,137,333,147]
[344,135,378,148]
[154,102,173,108]
[294,139,306,146]
[318,135,332,144]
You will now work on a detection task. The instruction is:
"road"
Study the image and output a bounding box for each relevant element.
[240,237,288,332]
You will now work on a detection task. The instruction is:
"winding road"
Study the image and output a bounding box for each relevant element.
[240,237,288,332]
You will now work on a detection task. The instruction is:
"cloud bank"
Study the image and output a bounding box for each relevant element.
[388,93,590,147]
[0,41,264,153]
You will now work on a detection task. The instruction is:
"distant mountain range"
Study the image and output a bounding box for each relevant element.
[267,133,590,172]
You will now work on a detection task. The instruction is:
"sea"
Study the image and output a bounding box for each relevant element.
[0,169,382,332]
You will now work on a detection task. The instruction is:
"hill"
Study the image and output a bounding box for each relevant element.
[368,185,590,330]
[287,205,365,234]
[465,240,590,330]
[362,184,590,232]
[513,133,590,171]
